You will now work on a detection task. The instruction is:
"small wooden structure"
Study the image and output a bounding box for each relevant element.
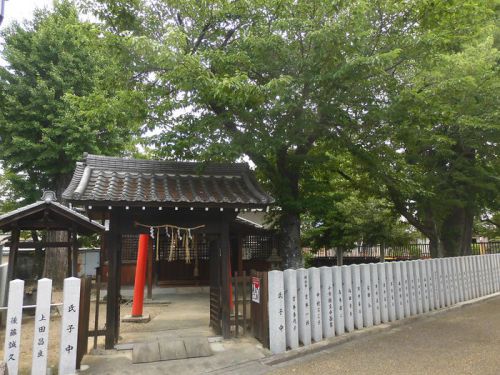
[0,191,105,287]
[62,154,275,347]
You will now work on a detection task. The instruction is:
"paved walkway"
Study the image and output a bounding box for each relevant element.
[269,295,500,375]
[82,295,500,375]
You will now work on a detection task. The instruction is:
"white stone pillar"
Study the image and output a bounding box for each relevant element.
[332,266,345,335]
[440,258,451,307]
[370,264,381,325]
[284,269,299,350]
[385,262,396,322]
[486,255,494,294]
[377,263,389,323]
[401,261,411,317]
[351,265,363,329]
[268,270,286,354]
[452,258,459,302]
[453,257,463,302]
[419,260,429,313]
[319,267,334,339]
[392,262,404,320]
[475,255,484,297]
[425,260,435,311]
[469,256,478,299]
[413,261,423,314]
[494,254,500,292]
[406,261,417,315]
[296,268,311,346]
[32,278,53,375]
[308,268,322,342]
[4,279,24,375]
[360,264,373,327]
[432,259,443,309]
[59,277,81,375]
[458,257,467,302]
[465,256,472,299]
[445,258,455,305]
[488,255,496,293]
[342,266,354,332]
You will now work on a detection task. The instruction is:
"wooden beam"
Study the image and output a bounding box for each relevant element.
[72,229,79,277]
[5,242,73,248]
[237,235,243,275]
[105,213,122,349]
[6,228,20,287]
[220,220,231,339]
[147,239,153,300]
[67,231,72,278]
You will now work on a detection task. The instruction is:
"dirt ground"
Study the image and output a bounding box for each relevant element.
[0,289,179,375]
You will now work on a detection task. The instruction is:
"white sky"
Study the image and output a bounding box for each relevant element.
[1,0,53,28]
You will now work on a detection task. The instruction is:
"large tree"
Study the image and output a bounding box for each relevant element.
[0,0,146,283]
[85,0,496,266]
[347,19,500,257]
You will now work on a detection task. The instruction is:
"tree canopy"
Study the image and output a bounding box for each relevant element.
[0,0,146,204]
[80,0,499,264]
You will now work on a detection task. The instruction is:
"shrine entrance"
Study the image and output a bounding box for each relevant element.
[62,154,274,347]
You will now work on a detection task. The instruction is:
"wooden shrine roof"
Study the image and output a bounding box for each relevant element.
[0,191,105,235]
[62,154,274,208]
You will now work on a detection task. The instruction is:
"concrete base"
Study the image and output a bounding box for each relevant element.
[121,313,151,323]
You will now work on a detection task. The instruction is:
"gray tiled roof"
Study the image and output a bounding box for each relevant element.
[0,195,105,234]
[62,154,274,207]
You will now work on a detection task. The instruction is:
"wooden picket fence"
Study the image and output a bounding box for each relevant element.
[264,254,500,354]
[230,271,251,337]
[2,277,82,375]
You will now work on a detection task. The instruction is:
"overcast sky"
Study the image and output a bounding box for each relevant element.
[1,0,53,27]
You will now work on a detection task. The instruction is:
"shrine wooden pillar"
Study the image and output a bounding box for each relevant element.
[220,219,231,339]
[6,227,20,285]
[105,211,122,349]
[71,227,79,277]
[237,234,243,275]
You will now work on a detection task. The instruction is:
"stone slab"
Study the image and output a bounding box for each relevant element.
[341,266,354,332]
[319,267,334,338]
[296,268,311,346]
[158,339,187,361]
[351,265,363,329]
[183,337,212,358]
[122,314,151,323]
[268,270,286,354]
[308,268,323,342]
[370,264,381,325]
[133,340,161,364]
[284,269,299,349]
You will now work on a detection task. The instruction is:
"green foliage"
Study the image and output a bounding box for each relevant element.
[80,0,498,261]
[0,0,146,206]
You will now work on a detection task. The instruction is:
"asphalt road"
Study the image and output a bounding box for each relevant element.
[270,296,500,375]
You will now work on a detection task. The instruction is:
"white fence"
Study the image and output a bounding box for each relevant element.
[2,277,81,375]
[268,254,500,354]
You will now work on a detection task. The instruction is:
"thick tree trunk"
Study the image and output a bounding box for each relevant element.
[429,235,444,258]
[440,207,474,257]
[42,175,71,287]
[274,147,304,269]
[279,211,302,269]
[31,230,45,279]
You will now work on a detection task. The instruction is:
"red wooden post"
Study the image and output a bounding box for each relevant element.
[132,234,149,317]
